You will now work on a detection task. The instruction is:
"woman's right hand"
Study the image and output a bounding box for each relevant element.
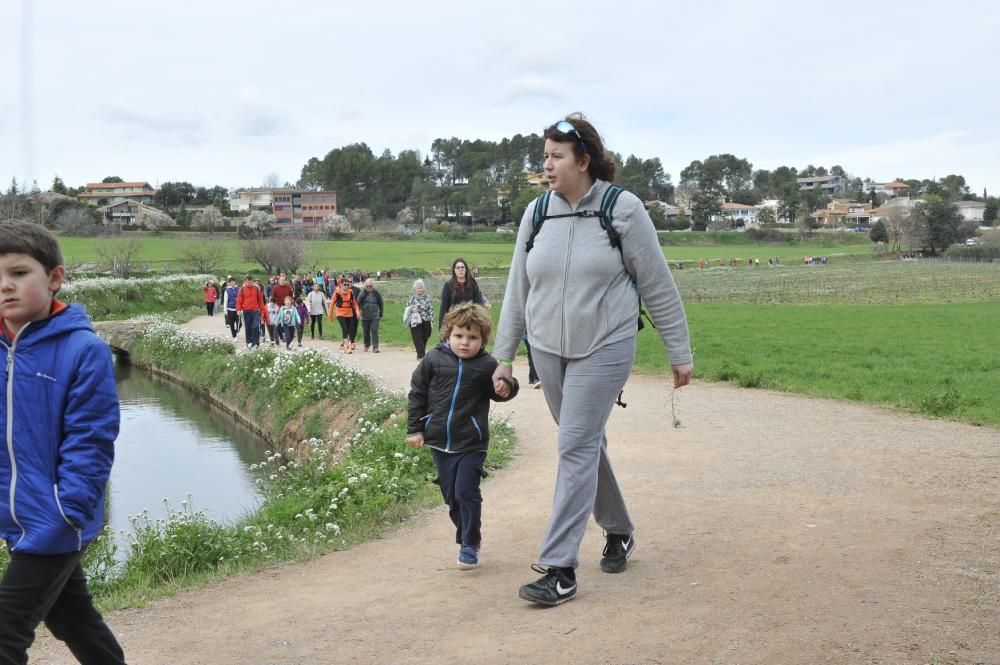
[492,363,513,398]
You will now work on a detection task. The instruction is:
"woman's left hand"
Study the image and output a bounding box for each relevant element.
[671,363,693,389]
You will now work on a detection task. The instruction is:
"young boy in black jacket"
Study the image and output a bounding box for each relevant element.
[407,302,518,569]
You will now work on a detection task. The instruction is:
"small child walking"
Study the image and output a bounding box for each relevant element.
[294,297,308,347]
[275,296,301,349]
[407,303,518,569]
[266,296,280,346]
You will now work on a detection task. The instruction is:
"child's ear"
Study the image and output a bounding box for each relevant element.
[48,265,66,293]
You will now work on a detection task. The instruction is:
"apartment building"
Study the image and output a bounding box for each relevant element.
[78,181,157,206]
[271,190,338,228]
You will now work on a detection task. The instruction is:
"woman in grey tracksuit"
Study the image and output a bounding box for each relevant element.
[492,113,694,606]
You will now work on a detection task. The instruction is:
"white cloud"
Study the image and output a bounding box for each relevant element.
[1,0,998,193]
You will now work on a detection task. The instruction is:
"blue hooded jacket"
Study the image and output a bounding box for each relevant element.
[0,303,119,555]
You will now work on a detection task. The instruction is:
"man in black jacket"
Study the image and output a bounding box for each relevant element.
[407,303,518,569]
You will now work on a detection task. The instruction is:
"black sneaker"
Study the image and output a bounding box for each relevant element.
[600,533,636,573]
[518,564,577,606]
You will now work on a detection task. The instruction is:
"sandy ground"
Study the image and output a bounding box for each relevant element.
[30,315,1000,665]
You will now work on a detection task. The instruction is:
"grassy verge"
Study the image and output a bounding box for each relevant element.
[60,274,209,322]
[0,318,516,609]
[634,301,1000,426]
[56,233,875,275]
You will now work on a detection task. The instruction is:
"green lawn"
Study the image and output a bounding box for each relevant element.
[370,300,1000,427]
[57,234,874,275]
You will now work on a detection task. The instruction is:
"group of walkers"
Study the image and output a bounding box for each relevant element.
[200,258,497,361]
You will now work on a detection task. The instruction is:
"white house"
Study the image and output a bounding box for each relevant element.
[229,187,287,212]
[718,202,757,225]
[954,200,986,222]
[756,199,792,224]
[98,199,167,226]
[796,175,846,194]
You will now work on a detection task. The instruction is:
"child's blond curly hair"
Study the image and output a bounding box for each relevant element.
[440,302,492,344]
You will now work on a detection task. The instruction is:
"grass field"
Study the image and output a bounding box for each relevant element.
[358,299,1000,428]
[56,233,875,275]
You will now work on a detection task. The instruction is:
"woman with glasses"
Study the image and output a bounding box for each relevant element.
[491,113,694,606]
[438,257,487,327]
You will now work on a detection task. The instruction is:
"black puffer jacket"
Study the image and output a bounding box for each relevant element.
[407,342,518,453]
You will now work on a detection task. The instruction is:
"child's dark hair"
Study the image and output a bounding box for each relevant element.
[269,296,277,304]
[440,302,492,344]
[544,112,616,182]
[0,220,64,272]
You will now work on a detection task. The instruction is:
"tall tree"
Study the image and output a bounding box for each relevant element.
[101,176,124,183]
[51,176,67,194]
[908,200,963,254]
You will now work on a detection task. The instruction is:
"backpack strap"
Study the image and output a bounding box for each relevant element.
[524,191,552,253]
[598,184,625,253]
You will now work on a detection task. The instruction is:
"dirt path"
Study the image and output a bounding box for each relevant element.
[31,316,1000,664]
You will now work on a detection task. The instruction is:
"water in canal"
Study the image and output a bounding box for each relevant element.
[110,360,268,539]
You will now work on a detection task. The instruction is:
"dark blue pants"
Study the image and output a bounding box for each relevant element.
[242,309,261,347]
[0,547,126,665]
[431,449,487,547]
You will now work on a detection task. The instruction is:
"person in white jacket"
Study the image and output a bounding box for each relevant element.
[305,283,329,339]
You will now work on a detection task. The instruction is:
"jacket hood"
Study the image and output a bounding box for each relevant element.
[1,302,94,347]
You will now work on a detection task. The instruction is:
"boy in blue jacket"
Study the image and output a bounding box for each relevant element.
[0,221,125,664]
[407,303,518,569]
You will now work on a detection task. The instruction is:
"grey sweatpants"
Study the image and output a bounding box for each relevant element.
[530,336,636,569]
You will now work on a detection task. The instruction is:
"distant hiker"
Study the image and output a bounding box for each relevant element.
[236,274,268,347]
[407,303,518,570]
[203,280,218,316]
[357,278,384,353]
[222,277,240,338]
[306,283,328,340]
[405,279,434,360]
[438,257,487,328]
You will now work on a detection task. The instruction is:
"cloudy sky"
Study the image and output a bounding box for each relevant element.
[2,0,999,195]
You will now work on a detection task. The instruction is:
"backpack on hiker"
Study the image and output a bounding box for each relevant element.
[525,184,655,333]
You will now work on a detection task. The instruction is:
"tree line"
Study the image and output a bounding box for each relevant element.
[296,134,673,225]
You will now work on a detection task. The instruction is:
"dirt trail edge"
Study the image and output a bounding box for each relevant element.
[31,316,999,665]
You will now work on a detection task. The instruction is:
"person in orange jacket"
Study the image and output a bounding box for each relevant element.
[329,279,360,353]
[236,274,269,347]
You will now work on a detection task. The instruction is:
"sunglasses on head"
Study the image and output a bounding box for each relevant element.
[553,120,588,154]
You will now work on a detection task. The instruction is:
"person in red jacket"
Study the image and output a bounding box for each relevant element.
[203,279,218,316]
[270,273,293,308]
[235,274,268,347]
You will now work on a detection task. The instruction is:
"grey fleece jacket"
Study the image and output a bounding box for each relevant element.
[493,179,693,366]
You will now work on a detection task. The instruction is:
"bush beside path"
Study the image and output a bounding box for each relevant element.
[31,315,1000,664]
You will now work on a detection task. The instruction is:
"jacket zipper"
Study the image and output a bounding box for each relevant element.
[561,211,576,357]
[5,323,30,547]
[470,416,483,441]
[54,484,83,551]
[444,359,464,452]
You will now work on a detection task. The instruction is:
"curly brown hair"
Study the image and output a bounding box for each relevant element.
[440,302,492,344]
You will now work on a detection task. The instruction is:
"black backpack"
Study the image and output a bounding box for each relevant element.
[524,184,654,333]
